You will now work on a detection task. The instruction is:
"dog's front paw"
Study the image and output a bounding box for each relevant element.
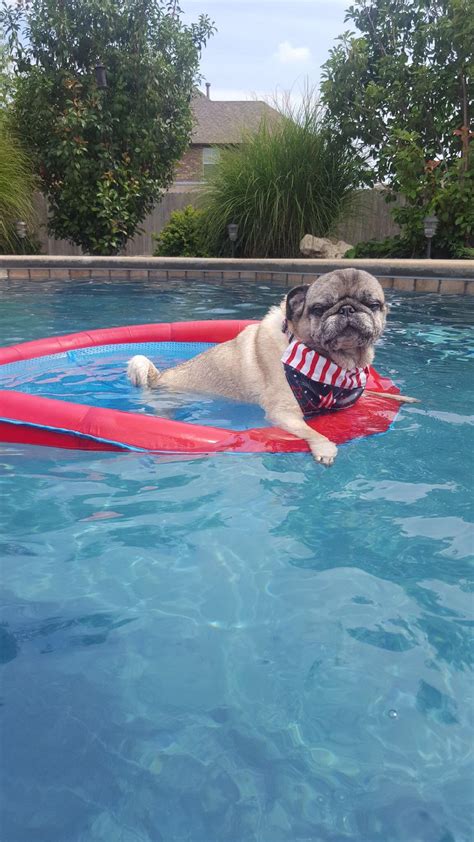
[127,355,154,387]
[310,438,338,466]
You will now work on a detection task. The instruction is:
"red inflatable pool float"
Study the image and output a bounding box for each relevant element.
[0,320,401,453]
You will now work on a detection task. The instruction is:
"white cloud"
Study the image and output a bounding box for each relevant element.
[275,41,311,64]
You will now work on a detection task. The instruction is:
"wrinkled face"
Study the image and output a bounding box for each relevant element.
[285,269,387,356]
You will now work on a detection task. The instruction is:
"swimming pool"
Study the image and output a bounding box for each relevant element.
[1,277,473,842]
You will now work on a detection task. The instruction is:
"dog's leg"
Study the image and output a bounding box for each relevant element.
[264,400,338,466]
[365,390,419,404]
[127,355,161,388]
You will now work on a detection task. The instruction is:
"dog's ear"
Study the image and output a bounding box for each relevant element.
[286,285,309,322]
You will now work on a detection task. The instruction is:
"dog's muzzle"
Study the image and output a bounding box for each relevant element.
[322,309,375,344]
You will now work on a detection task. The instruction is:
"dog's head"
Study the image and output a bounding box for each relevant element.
[285,268,387,367]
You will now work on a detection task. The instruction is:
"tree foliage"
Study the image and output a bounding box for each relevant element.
[321,0,473,255]
[0,41,13,109]
[322,0,472,177]
[1,0,214,254]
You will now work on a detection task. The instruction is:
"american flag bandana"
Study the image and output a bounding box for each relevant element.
[282,338,369,420]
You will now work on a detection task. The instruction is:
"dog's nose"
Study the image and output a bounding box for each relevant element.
[339,304,355,316]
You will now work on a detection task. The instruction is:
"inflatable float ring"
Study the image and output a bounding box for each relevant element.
[0,320,401,453]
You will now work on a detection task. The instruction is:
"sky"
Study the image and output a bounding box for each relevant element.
[181,0,351,102]
[2,0,351,104]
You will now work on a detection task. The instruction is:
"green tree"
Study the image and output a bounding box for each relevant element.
[1,0,213,254]
[321,0,473,255]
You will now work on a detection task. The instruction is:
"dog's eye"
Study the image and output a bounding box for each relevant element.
[367,301,382,311]
[310,306,326,317]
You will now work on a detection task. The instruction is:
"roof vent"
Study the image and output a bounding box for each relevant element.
[205,82,211,100]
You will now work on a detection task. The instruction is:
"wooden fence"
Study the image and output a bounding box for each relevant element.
[335,189,402,244]
[33,188,402,256]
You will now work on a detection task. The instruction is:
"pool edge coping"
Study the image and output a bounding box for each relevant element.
[1,256,473,294]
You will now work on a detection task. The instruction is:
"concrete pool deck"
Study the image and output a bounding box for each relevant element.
[1,256,473,294]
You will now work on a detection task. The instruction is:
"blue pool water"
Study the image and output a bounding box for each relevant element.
[0,340,267,430]
[0,277,473,842]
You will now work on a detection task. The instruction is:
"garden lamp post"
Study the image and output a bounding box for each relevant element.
[95,61,108,90]
[227,222,238,258]
[15,220,27,255]
[423,214,438,259]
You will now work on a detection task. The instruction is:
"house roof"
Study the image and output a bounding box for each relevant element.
[191,94,281,145]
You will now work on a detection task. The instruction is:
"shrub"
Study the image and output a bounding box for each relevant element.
[201,94,364,258]
[386,131,473,259]
[153,205,208,257]
[0,117,38,253]
[344,236,414,259]
[453,246,474,260]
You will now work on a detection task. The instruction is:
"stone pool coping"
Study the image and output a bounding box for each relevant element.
[1,256,473,294]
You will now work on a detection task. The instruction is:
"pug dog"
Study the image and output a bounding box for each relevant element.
[128,268,416,465]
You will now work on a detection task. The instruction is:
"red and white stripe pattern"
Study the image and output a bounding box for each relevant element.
[282,340,369,391]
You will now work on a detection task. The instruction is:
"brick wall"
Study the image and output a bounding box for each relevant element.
[175,146,204,182]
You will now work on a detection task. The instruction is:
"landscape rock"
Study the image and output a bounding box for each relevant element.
[300,235,353,259]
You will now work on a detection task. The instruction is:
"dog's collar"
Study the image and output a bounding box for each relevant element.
[282,338,369,390]
[282,338,369,418]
